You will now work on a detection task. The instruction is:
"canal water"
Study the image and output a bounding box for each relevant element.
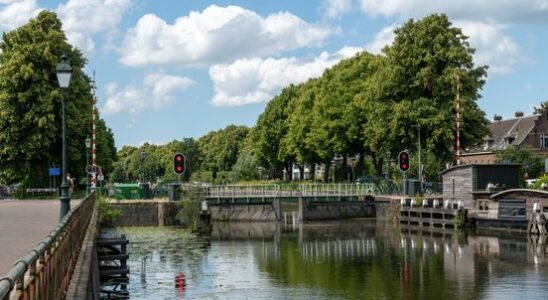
[105,221,548,299]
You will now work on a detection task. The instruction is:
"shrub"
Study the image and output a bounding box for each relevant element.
[97,196,121,225]
[176,186,204,230]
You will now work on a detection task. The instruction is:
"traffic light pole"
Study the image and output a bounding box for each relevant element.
[402,172,407,196]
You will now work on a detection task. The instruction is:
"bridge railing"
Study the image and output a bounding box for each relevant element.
[203,183,375,203]
[0,192,97,300]
[204,184,281,203]
[299,184,375,197]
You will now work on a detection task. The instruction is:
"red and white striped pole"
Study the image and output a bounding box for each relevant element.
[91,71,97,190]
[456,75,461,165]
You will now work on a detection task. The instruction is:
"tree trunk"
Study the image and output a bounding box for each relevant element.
[324,160,330,183]
[284,162,293,181]
[299,165,304,180]
[356,151,365,178]
[372,154,384,177]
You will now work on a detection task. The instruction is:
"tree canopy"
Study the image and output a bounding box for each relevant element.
[107,14,492,185]
[0,11,116,186]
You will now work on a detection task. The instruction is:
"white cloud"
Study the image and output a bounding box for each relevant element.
[357,0,548,23]
[0,0,41,31]
[322,0,353,19]
[103,73,195,115]
[456,21,521,74]
[364,24,396,54]
[120,5,332,67]
[209,46,362,106]
[56,0,132,53]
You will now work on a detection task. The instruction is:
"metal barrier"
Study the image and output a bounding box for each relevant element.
[203,183,375,203]
[0,192,97,300]
[204,184,281,203]
[299,184,375,197]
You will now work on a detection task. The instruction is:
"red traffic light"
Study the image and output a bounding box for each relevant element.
[173,153,186,175]
[398,151,410,172]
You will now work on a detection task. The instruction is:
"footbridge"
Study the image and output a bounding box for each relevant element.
[202,184,377,222]
[203,183,376,204]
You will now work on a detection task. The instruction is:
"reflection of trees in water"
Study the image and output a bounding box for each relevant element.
[113,226,212,287]
[107,223,546,299]
[250,222,537,300]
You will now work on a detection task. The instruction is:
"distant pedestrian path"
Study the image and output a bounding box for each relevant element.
[0,199,81,275]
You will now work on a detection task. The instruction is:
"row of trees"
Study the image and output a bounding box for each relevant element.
[111,14,490,184]
[249,14,488,182]
[0,11,117,187]
[109,125,252,184]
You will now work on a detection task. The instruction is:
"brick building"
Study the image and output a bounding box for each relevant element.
[460,110,548,164]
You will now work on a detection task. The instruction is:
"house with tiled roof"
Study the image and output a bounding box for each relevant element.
[460,110,548,164]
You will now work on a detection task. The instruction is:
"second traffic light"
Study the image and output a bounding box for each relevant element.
[398,150,410,172]
[173,153,186,175]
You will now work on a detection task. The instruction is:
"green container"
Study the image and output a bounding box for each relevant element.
[114,183,143,200]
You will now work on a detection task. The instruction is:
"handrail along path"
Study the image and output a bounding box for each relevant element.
[0,192,97,300]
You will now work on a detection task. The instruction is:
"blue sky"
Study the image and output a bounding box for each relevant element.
[3,0,548,147]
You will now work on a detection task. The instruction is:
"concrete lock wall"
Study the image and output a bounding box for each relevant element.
[299,199,376,221]
[208,203,279,221]
[110,201,181,226]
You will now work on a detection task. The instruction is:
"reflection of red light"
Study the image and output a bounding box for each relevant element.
[402,154,408,159]
[176,156,183,161]
[177,272,186,295]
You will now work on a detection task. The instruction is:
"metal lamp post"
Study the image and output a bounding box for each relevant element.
[56,55,72,221]
[85,136,91,195]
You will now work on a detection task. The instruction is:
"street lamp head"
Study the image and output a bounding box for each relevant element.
[139,151,146,162]
[56,55,72,88]
[85,136,91,149]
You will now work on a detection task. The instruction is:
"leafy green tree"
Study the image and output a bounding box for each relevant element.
[252,85,299,179]
[0,11,86,185]
[0,11,116,186]
[361,14,489,176]
[281,80,322,179]
[94,118,117,177]
[495,145,544,179]
[198,125,249,173]
[231,151,260,181]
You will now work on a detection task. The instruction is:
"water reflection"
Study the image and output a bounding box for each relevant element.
[107,221,548,299]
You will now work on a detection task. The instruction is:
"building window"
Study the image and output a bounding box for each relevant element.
[541,133,548,148]
[478,200,489,211]
[498,199,526,219]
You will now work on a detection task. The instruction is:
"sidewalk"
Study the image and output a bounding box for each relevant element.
[0,199,81,275]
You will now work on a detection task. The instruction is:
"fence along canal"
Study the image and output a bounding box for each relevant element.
[0,192,97,300]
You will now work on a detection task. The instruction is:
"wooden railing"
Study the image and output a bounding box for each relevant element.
[0,192,97,300]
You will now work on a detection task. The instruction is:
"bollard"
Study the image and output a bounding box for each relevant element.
[410,199,416,207]
[400,198,406,206]
[533,203,540,212]
[433,199,439,207]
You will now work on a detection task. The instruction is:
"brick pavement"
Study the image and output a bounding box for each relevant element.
[0,199,81,275]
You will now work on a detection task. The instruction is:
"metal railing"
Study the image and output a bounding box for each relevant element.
[0,192,97,300]
[204,184,281,202]
[203,183,376,203]
[299,184,375,197]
